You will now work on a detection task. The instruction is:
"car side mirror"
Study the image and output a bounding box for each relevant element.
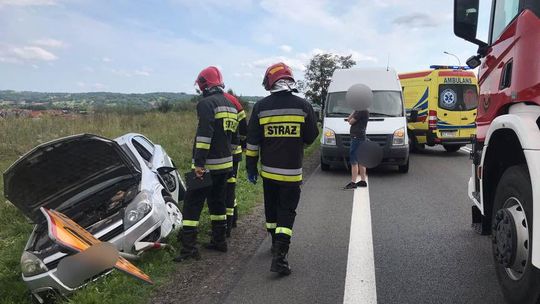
[157,166,177,175]
[408,110,419,123]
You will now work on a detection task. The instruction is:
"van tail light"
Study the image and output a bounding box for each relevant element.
[428,110,438,130]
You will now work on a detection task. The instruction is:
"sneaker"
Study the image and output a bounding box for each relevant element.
[356,180,368,188]
[343,182,357,190]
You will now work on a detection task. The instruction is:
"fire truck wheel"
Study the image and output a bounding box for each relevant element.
[492,165,540,304]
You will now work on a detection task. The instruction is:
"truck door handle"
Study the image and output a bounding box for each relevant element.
[462,117,468,120]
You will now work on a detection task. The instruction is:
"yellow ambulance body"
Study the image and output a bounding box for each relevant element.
[399,67,478,152]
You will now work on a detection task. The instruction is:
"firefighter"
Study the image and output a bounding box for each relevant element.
[174,66,238,262]
[223,92,247,237]
[246,63,319,275]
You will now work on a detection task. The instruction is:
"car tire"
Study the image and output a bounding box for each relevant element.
[164,196,183,231]
[492,165,540,304]
[443,144,462,153]
[398,159,409,174]
[321,157,331,171]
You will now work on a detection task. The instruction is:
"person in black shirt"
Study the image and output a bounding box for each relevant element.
[344,110,369,190]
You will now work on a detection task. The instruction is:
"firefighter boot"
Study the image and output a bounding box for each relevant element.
[173,228,200,262]
[205,220,228,252]
[269,230,278,255]
[232,206,238,228]
[270,240,291,276]
[226,216,234,238]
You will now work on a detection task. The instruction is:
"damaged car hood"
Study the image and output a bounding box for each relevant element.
[3,134,141,222]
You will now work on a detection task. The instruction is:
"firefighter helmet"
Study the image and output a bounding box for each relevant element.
[196,66,224,91]
[262,62,295,91]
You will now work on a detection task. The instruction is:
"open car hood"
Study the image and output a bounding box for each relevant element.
[3,134,140,222]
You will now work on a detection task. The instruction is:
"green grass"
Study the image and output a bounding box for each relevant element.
[0,113,320,304]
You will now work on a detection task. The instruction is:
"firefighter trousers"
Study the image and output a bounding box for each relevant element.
[263,179,301,243]
[225,162,239,219]
[182,173,228,231]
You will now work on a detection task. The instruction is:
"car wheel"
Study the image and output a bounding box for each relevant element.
[443,144,462,153]
[164,196,182,231]
[321,157,331,171]
[492,165,540,304]
[398,159,409,174]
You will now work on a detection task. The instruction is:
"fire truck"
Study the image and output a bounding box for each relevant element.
[454,0,540,303]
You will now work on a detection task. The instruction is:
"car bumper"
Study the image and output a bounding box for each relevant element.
[23,205,166,297]
[321,144,409,167]
[416,130,473,146]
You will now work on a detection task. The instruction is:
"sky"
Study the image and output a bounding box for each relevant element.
[0,0,488,96]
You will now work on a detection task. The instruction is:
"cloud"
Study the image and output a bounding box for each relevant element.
[249,56,307,71]
[280,45,292,53]
[393,12,442,28]
[0,44,57,62]
[0,0,57,7]
[169,0,254,11]
[134,69,151,76]
[300,48,377,63]
[101,57,112,63]
[33,38,66,48]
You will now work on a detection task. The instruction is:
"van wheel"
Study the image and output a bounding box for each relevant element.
[443,144,462,153]
[492,165,540,304]
[398,159,409,174]
[321,157,331,171]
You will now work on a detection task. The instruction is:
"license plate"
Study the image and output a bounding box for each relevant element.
[441,131,457,137]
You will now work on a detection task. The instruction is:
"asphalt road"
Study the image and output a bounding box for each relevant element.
[223,147,505,304]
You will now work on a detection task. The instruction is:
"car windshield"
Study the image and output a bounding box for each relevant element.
[325,91,404,117]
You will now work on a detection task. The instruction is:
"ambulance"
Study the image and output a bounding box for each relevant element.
[399,66,478,152]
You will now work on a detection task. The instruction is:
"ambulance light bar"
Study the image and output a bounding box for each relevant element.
[430,65,472,70]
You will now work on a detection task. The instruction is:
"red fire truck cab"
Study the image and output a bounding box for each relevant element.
[454,0,540,303]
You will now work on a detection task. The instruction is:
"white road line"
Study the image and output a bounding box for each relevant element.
[460,147,472,153]
[343,179,378,304]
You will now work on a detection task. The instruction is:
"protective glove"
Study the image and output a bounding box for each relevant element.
[248,172,258,185]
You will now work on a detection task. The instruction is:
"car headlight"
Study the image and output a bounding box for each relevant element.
[323,128,336,146]
[393,128,406,146]
[21,251,48,277]
[124,192,153,229]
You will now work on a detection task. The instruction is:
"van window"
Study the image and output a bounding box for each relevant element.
[326,91,403,118]
[439,85,478,111]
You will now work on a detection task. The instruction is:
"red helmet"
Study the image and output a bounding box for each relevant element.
[195,66,224,91]
[262,62,294,91]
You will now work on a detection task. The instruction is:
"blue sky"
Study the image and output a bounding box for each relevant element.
[0,0,486,96]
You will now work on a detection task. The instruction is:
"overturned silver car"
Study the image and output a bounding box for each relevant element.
[3,133,186,302]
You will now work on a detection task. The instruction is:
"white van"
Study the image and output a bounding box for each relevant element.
[320,67,410,173]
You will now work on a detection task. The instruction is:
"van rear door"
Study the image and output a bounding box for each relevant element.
[459,85,478,138]
[437,84,462,138]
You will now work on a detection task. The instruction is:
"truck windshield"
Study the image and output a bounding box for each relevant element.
[438,84,478,111]
[325,91,404,118]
